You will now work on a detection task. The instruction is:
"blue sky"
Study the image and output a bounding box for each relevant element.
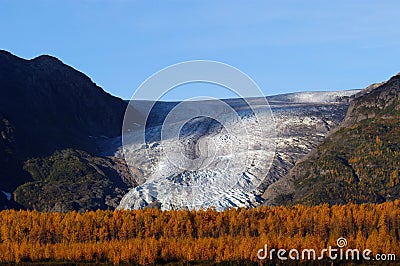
[1,0,400,100]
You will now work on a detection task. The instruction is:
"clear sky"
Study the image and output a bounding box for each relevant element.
[1,0,400,100]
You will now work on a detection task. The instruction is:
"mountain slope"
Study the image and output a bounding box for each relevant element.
[0,50,129,157]
[0,50,142,210]
[264,74,400,205]
[14,149,135,212]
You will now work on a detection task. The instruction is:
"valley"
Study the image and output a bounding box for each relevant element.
[1,50,398,212]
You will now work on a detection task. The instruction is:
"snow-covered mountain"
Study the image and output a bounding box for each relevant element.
[108,90,360,211]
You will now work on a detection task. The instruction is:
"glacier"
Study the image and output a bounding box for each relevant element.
[107,90,360,210]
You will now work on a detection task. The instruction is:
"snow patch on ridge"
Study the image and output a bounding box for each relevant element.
[267,90,360,103]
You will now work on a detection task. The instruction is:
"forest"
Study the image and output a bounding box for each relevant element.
[0,200,399,264]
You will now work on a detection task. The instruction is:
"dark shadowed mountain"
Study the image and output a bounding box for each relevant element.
[0,50,128,156]
[0,50,142,210]
[264,74,400,206]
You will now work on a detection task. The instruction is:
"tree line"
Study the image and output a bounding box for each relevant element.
[0,200,399,264]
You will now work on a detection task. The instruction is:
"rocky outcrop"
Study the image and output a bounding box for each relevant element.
[343,74,399,126]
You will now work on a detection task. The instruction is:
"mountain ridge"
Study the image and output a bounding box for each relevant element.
[0,50,141,210]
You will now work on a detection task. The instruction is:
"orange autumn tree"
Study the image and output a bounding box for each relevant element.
[0,200,398,264]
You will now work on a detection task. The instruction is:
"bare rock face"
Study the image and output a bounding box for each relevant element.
[0,114,19,187]
[343,74,400,126]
